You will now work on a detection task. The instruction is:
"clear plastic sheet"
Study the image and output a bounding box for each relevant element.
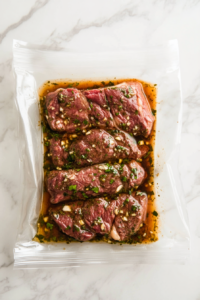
[13,39,190,268]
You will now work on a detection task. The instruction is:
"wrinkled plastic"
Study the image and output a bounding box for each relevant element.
[13,39,190,268]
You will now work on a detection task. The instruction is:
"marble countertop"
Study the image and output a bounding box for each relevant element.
[1,0,200,299]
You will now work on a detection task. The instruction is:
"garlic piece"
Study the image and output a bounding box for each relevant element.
[116,185,123,193]
[79,220,84,225]
[63,205,71,212]
[101,223,105,231]
[43,216,49,223]
[114,209,119,215]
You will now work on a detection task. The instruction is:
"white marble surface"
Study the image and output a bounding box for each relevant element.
[1,0,200,299]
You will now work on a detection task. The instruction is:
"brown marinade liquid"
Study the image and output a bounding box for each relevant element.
[34,79,158,245]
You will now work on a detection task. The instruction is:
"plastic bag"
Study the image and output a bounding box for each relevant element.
[13,39,190,268]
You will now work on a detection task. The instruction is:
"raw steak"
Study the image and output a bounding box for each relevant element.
[105,81,154,137]
[45,88,90,133]
[83,89,115,129]
[110,192,148,241]
[46,161,145,204]
[49,201,95,241]
[49,129,143,168]
[82,198,117,235]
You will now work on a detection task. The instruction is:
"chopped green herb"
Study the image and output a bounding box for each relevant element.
[144,151,151,159]
[83,119,88,125]
[35,234,44,243]
[68,185,77,191]
[152,109,157,116]
[65,225,71,230]
[46,223,54,230]
[135,110,139,115]
[152,210,158,217]
[124,198,129,205]
[110,179,114,184]
[122,176,127,182]
[132,205,140,211]
[82,193,88,198]
[105,164,118,175]
[44,141,50,147]
[131,168,137,175]
[92,187,99,193]
[73,225,80,232]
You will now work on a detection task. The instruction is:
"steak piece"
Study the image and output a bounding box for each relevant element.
[115,160,146,191]
[82,198,117,235]
[105,81,154,137]
[46,164,123,204]
[49,129,142,168]
[49,136,69,167]
[109,129,141,160]
[45,82,154,137]
[138,144,149,158]
[110,192,148,241]
[49,202,95,241]
[46,161,146,204]
[45,88,90,133]
[69,129,116,167]
[83,89,115,129]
